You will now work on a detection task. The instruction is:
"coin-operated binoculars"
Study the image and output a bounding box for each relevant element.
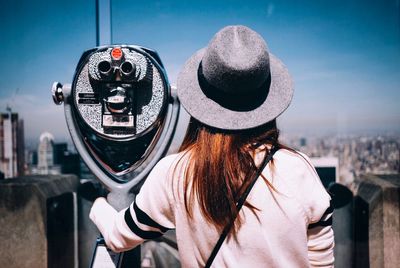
[52,45,180,267]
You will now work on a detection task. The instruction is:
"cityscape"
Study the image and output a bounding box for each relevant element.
[283,133,400,186]
[1,109,399,187]
[0,110,93,181]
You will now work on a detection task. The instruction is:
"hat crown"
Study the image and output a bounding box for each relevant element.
[176,25,293,130]
[201,25,270,94]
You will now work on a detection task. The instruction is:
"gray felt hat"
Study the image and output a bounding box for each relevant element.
[177,25,294,130]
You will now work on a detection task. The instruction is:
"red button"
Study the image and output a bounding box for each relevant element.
[111,48,123,60]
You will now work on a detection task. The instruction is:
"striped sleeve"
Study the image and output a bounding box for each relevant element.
[89,155,177,253]
[308,200,334,229]
[302,165,334,267]
[290,152,334,267]
[123,201,173,240]
[307,216,335,268]
[306,199,334,267]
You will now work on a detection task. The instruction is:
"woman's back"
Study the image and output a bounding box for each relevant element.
[132,149,333,267]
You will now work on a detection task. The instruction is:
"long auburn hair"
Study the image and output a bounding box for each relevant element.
[178,118,292,234]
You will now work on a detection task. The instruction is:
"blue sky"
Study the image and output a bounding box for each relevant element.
[0,0,399,143]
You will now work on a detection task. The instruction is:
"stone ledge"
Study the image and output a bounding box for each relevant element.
[0,175,79,268]
[353,174,400,268]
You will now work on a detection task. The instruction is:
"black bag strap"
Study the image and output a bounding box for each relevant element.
[204,147,278,268]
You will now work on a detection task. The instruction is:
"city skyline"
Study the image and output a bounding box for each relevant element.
[21,126,400,187]
[0,0,399,141]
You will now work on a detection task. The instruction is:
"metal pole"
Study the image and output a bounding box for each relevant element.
[96,0,112,46]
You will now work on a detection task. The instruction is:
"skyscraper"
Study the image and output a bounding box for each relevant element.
[53,142,68,165]
[53,142,81,177]
[37,132,55,175]
[0,111,25,178]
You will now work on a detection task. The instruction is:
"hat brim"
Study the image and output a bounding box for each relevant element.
[177,48,294,130]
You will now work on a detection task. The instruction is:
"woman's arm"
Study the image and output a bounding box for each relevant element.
[307,206,335,267]
[89,155,177,252]
[295,152,335,267]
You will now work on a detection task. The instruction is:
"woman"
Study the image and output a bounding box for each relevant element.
[90,25,334,267]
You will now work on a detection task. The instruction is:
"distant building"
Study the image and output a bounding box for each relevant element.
[29,135,83,176]
[0,111,25,178]
[53,142,81,177]
[53,143,68,165]
[37,132,58,175]
[300,137,307,147]
[311,157,339,188]
[29,150,38,166]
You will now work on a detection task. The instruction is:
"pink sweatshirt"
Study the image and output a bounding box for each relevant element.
[90,149,334,267]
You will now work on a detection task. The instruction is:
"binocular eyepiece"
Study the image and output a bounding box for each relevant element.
[89,47,152,84]
[97,59,137,82]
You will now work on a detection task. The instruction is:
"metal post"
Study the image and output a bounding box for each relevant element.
[96,0,112,46]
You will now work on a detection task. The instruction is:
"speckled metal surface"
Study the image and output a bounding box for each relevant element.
[75,64,103,131]
[74,48,166,138]
[88,49,112,81]
[136,66,165,133]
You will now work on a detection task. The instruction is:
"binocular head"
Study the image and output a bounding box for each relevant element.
[93,51,139,83]
[77,46,167,139]
[53,45,177,187]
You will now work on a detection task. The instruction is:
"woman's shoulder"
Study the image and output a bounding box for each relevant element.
[273,148,313,171]
[156,151,190,169]
[272,148,323,190]
[273,148,330,223]
[150,151,191,180]
[141,152,189,195]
